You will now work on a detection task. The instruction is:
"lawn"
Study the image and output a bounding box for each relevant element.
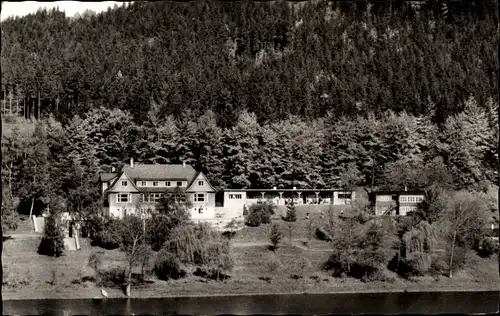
[3,208,499,300]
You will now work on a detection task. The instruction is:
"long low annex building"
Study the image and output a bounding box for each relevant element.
[222,187,356,210]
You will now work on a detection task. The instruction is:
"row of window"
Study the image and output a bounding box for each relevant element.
[338,193,352,199]
[377,195,424,203]
[400,196,424,203]
[377,195,392,202]
[116,193,206,203]
[122,180,196,187]
[228,194,243,199]
[400,206,418,215]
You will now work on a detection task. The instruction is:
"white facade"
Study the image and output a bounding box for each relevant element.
[332,191,356,205]
[223,191,247,209]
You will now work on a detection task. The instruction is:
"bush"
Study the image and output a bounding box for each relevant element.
[261,210,272,224]
[315,227,332,242]
[246,203,275,226]
[154,249,186,281]
[283,201,297,222]
[38,215,65,257]
[265,254,282,274]
[246,210,262,227]
[361,266,396,282]
[396,253,432,278]
[93,229,120,250]
[88,251,104,274]
[430,255,449,275]
[86,216,120,249]
[476,237,499,258]
[269,224,283,251]
[98,267,126,287]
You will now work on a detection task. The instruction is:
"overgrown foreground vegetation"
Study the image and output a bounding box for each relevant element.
[3,188,499,299]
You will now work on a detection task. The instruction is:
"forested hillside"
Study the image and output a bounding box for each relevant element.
[1,0,499,221]
[1,0,498,125]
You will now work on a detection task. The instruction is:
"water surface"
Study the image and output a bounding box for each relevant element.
[3,291,499,315]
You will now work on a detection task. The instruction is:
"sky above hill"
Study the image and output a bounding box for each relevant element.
[1,1,124,21]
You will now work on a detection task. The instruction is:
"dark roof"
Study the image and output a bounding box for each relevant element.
[223,188,346,192]
[122,164,197,181]
[100,173,118,182]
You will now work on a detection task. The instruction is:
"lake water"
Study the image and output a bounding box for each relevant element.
[3,291,499,315]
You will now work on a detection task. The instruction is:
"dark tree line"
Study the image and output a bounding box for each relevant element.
[2,94,497,220]
[1,0,497,126]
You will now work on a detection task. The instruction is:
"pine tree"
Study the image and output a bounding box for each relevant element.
[285,200,297,222]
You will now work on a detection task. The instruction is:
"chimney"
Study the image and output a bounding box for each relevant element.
[130,157,134,168]
[404,185,407,192]
[293,186,297,190]
[183,161,186,168]
[273,186,277,190]
[111,167,116,172]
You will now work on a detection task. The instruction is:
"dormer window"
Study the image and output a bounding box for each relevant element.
[166,181,171,186]
[198,180,204,186]
[177,181,182,187]
[140,181,147,186]
[121,181,128,186]
[153,181,159,187]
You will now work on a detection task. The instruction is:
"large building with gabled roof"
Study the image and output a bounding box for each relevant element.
[99,158,216,219]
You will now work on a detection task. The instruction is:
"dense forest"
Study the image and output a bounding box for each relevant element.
[0,0,498,126]
[1,0,499,223]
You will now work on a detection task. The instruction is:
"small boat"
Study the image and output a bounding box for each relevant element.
[101,288,109,298]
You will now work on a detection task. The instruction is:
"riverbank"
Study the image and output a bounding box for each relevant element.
[3,275,499,301]
[3,235,499,301]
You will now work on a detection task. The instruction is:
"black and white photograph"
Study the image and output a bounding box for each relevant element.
[1,0,499,315]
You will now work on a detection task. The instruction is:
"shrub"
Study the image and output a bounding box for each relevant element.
[396,253,432,278]
[154,249,186,281]
[265,254,282,274]
[87,216,120,249]
[269,224,283,251]
[284,201,297,222]
[430,255,449,275]
[315,227,332,242]
[476,237,499,258]
[98,267,126,287]
[95,229,120,250]
[246,210,262,227]
[261,210,272,224]
[38,215,65,257]
[246,203,275,226]
[361,266,396,282]
[88,251,104,274]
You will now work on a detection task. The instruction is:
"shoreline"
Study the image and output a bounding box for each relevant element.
[3,283,499,301]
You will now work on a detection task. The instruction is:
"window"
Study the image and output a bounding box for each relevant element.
[153,181,159,187]
[194,193,205,202]
[152,193,163,203]
[121,181,128,186]
[400,196,408,202]
[175,195,186,203]
[140,193,151,203]
[116,193,130,203]
[338,193,352,199]
[229,194,242,199]
[198,180,204,186]
[377,195,391,202]
[141,181,147,186]
[177,181,182,187]
[166,181,171,187]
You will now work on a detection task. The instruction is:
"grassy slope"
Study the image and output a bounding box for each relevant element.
[3,205,499,300]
